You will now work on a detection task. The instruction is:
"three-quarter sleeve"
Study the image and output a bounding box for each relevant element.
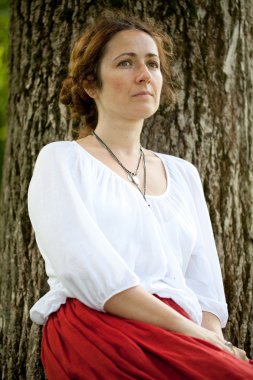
[184,163,228,327]
[28,143,140,312]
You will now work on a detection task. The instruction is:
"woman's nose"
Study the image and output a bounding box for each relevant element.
[135,64,152,83]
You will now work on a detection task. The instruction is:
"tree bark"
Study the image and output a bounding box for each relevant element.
[1,0,252,378]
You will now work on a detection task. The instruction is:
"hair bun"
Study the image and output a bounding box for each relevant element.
[60,76,74,106]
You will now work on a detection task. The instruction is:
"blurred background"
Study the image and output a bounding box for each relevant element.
[0,0,9,190]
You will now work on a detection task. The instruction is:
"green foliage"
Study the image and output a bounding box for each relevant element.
[0,4,9,188]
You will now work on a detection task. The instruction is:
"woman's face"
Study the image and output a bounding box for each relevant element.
[92,29,163,122]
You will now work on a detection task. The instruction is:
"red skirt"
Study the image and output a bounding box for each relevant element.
[41,295,253,379]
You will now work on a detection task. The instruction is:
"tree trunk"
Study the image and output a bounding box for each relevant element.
[1,0,252,378]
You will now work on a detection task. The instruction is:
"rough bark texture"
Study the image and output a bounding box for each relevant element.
[0,0,253,378]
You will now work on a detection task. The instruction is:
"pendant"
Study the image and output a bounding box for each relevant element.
[128,174,140,185]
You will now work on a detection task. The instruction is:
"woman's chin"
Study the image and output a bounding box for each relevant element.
[126,107,158,121]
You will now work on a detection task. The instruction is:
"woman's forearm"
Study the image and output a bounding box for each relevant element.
[104,286,234,354]
[201,311,224,338]
[104,285,203,335]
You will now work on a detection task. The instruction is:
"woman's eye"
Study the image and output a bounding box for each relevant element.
[118,60,132,67]
[147,61,159,69]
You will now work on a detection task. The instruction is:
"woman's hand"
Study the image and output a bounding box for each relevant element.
[232,346,249,362]
[186,325,229,352]
[187,324,249,361]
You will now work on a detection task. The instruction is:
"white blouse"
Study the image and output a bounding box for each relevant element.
[28,141,228,327]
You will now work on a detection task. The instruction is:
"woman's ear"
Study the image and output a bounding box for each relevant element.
[83,76,98,99]
[85,87,97,99]
[85,88,97,100]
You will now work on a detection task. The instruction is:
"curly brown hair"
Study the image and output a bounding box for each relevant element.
[60,11,175,138]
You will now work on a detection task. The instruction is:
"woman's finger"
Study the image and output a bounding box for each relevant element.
[231,346,249,361]
[208,336,235,355]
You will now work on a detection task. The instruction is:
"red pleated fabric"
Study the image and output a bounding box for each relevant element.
[41,295,253,380]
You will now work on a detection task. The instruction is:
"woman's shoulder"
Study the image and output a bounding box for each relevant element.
[38,140,75,155]
[36,140,83,164]
[32,141,86,177]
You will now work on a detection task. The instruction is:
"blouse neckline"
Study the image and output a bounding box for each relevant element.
[71,140,170,200]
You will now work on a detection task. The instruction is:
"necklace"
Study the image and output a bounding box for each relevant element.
[92,130,150,206]
[93,131,142,184]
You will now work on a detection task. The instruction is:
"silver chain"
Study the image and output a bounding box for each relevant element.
[92,131,150,206]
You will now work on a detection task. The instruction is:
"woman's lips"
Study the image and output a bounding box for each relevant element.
[133,91,152,97]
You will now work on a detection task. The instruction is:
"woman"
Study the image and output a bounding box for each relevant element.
[28,12,253,379]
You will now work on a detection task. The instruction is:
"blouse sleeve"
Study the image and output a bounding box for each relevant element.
[27,143,140,312]
[183,163,228,327]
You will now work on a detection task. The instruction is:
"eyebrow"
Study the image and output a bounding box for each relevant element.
[113,52,159,61]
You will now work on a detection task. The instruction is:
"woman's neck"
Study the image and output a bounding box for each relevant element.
[94,119,144,156]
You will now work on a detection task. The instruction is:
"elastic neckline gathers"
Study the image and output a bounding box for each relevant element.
[72,140,170,199]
